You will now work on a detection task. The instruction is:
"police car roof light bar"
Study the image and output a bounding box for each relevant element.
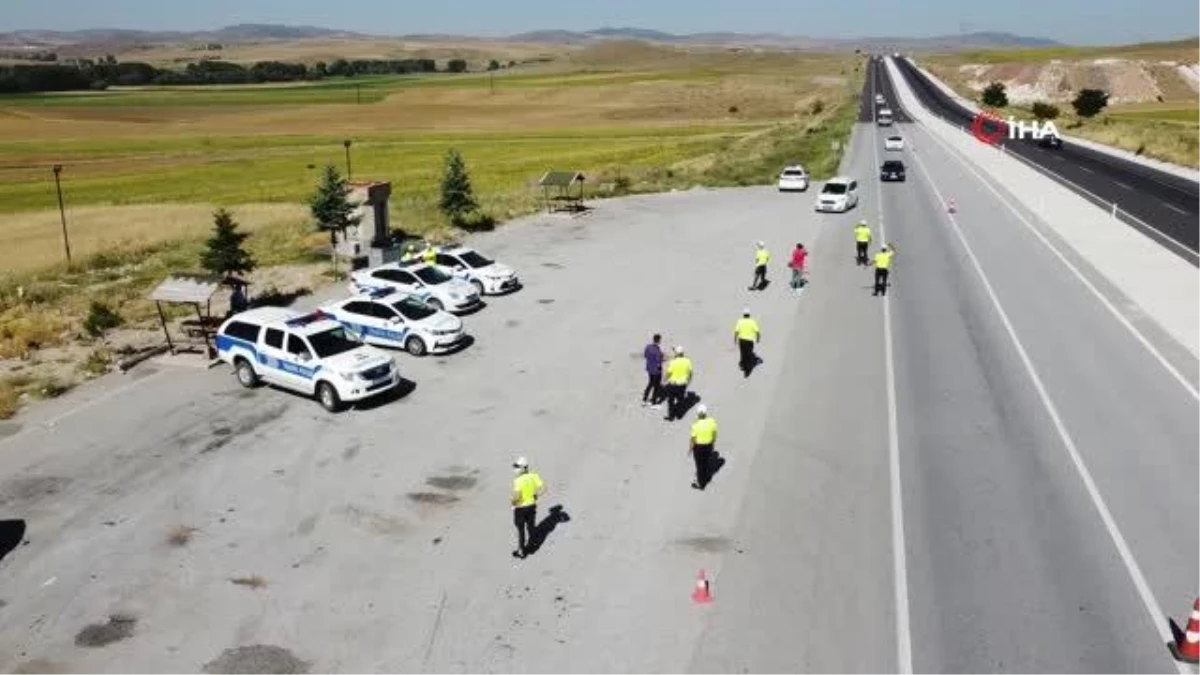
[285,309,335,327]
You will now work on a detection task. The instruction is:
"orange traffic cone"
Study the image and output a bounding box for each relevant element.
[1168,598,1200,664]
[691,569,712,604]
[948,198,957,214]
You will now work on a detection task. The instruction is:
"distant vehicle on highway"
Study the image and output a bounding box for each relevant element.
[1038,132,1064,149]
[349,261,482,314]
[877,108,894,126]
[875,93,885,106]
[215,307,400,412]
[321,288,466,357]
[432,245,520,296]
[777,164,810,192]
[880,160,906,182]
[815,177,860,212]
[884,135,905,151]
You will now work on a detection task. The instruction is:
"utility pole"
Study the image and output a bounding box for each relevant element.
[343,139,353,181]
[52,164,71,266]
[356,83,361,105]
[490,71,495,96]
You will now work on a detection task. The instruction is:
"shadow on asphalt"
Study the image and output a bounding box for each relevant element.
[353,378,418,411]
[740,355,764,378]
[0,519,26,564]
[524,504,571,555]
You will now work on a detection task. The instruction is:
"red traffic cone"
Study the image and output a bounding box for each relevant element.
[691,569,712,604]
[1168,598,1200,664]
[948,198,957,214]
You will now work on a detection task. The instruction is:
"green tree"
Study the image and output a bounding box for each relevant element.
[981,81,1008,107]
[201,208,256,278]
[1030,101,1060,121]
[439,149,478,223]
[487,59,500,71]
[309,165,361,277]
[1072,88,1109,118]
[446,59,468,73]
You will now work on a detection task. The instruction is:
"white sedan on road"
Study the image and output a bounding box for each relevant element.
[884,135,905,151]
[777,165,810,192]
[321,289,466,356]
[349,261,482,314]
[433,246,521,295]
[814,176,860,213]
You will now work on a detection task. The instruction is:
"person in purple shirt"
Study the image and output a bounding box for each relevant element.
[642,333,664,407]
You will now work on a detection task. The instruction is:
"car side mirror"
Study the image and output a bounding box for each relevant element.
[454,265,465,272]
[389,316,401,324]
[298,353,312,362]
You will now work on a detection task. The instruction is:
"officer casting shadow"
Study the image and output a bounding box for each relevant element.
[523,505,571,555]
[739,355,764,378]
[695,453,728,490]
[0,519,26,564]
[675,391,702,419]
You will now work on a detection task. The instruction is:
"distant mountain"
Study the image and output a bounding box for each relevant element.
[505,27,1062,51]
[0,23,1062,53]
[0,24,366,48]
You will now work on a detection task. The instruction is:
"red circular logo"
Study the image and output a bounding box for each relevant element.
[971,112,1008,145]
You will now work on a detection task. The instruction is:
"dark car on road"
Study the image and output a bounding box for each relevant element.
[1038,133,1064,149]
[880,159,906,182]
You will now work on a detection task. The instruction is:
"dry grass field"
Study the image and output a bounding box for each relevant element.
[0,41,863,417]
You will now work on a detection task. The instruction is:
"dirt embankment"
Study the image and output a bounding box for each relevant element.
[953,58,1198,104]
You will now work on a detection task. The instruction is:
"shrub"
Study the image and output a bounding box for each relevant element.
[981,82,1008,107]
[453,211,496,232]
[728,105,739,114]
[1030,101,1059,120]
[80,348,112,377]
[614,175,633,193]
[1072,88,1109,118]
[83,301,123,338]
[810,99,825,115]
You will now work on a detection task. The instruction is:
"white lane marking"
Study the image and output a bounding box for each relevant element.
[1113,180,1133,190]
[1164,203,1188,215]
[1079,166,1095,174]
[871,65,914,675]
[909,145,1190,675]
[42,369,170,430]
[910,119,1199,401]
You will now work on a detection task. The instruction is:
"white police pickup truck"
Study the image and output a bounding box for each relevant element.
[215,307,400,412]
[320,288,467,357]
[432,245,520,296]
[348,260,482,314]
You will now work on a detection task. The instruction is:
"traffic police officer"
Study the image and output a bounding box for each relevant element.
[733,309,761,377]
[689,405,719,490]
[511,456,545,559]
[422,242,438,265]
[854,221,872,266]
[664,346,693,421]
[873,244,895,296]
[749,241,770,291]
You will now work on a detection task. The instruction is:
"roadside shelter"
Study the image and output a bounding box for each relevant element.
[538,171,586,213]
[148,272,224,357]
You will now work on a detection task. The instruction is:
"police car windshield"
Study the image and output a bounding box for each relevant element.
[392,297,437,320]
[459,251,493,268]
[414,266,452,284]
[307,327,359,358]
[822,183,848,195]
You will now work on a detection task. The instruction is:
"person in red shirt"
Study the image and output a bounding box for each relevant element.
[789,243,808,293]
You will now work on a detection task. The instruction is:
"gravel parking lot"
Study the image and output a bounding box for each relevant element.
[0,181,847,672]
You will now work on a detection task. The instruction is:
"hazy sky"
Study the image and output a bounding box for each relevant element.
[4,0,1198,45]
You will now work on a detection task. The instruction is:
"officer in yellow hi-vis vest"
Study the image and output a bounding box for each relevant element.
[401,243,419,263]
[749,241,771,291]
[689,405,719,490]
[422,242,438,265]
[663,346,694,422]
[873,244,896,297]
[854,221,872,266]
[511,456,545,559]
[734,309,761,377]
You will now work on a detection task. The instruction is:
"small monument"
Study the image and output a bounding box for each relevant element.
[334,180,401,267]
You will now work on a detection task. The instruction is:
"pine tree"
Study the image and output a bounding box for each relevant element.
[439,149,478,223]
[309,165,361,276]
[200,208,256,278]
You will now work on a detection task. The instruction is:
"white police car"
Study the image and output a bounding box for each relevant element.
[433,246,520,296]
[216,307,400,412]
[349,261,482,314]
[321,288,467,357]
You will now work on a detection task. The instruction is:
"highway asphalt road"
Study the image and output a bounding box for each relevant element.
[891,56,1200,262]
[0,69,1196,673]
